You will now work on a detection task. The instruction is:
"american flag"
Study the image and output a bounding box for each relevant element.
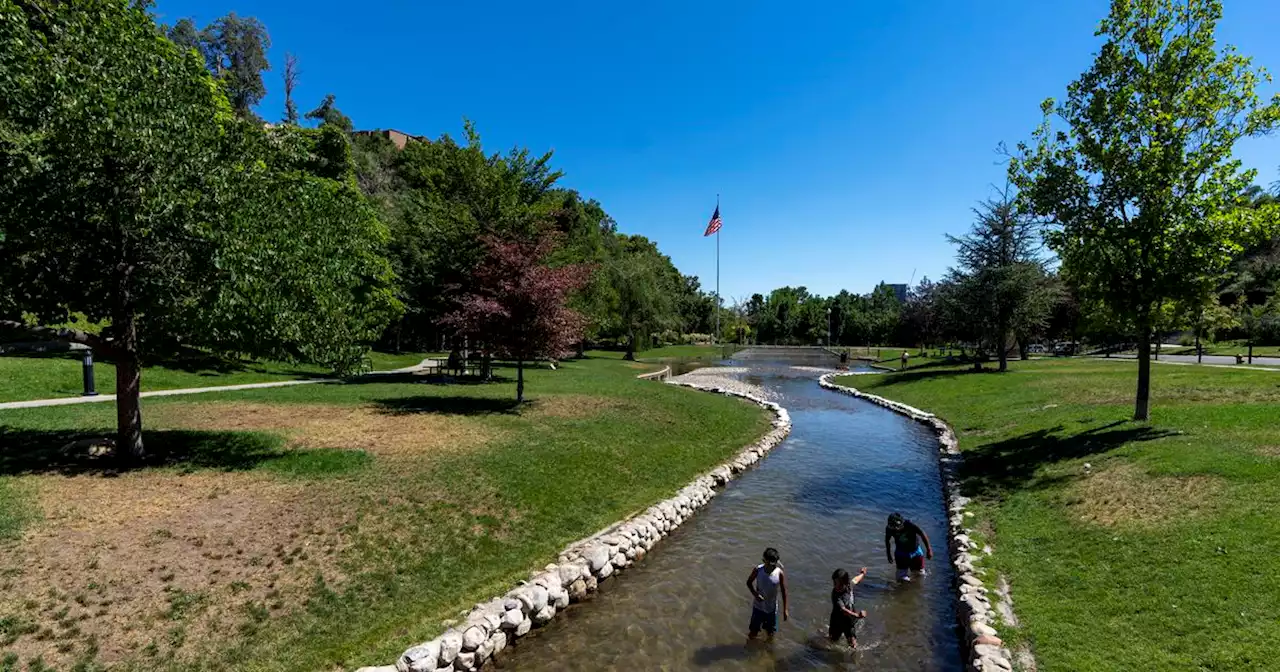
[704,205,722,237]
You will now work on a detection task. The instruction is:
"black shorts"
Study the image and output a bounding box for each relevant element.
[829,612,857,640]
[748,607,777,634]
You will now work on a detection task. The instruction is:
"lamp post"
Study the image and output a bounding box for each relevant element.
[826,307,832,347]
[81,348,97,397]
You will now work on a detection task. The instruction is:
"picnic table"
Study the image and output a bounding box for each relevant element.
[425,361,482,377]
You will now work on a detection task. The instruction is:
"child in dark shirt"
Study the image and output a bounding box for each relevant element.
[828,567,868,647]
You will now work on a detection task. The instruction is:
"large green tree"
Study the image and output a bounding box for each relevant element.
[1013,0,1280,419]
[0,0,399,460]
[608,234,678,359]
[946,189,1055,371]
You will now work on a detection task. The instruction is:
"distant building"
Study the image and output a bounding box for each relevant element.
[353,128,425,150]
[887,283,908,303]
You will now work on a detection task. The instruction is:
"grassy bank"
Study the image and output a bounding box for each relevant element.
[0,356,768,671]
[836,359,1280,671]
[0,351,441,404]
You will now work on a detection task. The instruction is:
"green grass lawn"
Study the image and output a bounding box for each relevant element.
[364,350,444,371]
[0,355,768,671]
[0,350,441,404]
[836,359,1280,671]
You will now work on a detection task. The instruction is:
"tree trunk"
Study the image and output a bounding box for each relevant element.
[1248,343,1253,364]
[998,328,1009,372]
[623,332,636,361]
[1196,323,1202,364]
[1135,323,1152,421]
[516,359,525,403]
[114,313,145,463]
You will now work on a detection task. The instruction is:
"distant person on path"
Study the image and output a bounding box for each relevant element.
[885,512,933,582]
[745,547,789,639]
[900,350,909,370]
[829,567,868,648]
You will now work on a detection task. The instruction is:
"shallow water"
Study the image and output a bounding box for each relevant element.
[498,349,962,671]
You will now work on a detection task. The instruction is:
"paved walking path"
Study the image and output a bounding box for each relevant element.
[0,359,433,411]
[1097,352,1280,367]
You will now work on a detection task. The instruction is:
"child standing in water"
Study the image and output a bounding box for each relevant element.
[829,568,868,648]
[885,512,933,581]
[745,547,789,639]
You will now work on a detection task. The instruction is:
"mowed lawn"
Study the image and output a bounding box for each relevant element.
[0,356,768,671]
[837,359,1280,671]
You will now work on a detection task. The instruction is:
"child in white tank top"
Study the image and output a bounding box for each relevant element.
[745,547,789,638]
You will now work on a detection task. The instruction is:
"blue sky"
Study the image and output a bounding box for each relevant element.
[156,0,1280,302]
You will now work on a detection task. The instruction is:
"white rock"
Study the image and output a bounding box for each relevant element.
[452,650,476,671]
[971,622,998,638]
[461,626,487,652]
[558,563,583,585]
[487,630,507,654]
[437,631,463,666]
[515,617,532,637]
[587,546,610,571]
[357,667,397,672]
[597,561,614,578]
[612,552,627,568]
[568,578,588,601]
[398,641,440,672]
[529,585,549,611]
[552,588,569,609]
[476,637,495,662]
[501,608,522,629]
[532,604,555,625]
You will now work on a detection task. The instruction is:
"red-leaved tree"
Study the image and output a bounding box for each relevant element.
[441,233,593,402]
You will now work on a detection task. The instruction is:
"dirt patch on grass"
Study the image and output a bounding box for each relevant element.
[0,402,526,668]
[1255,445,1280,458]
[526,395,625,419]
[0,470,354,667]
[150,402,500,457]
[1066,463,1224,528]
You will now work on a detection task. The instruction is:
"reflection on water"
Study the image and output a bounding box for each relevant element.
[497,350,962,671]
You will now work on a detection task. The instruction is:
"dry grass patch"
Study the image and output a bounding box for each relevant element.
[1066,462,1224,528]
[525,394,625,419]
[1255,445,1280,458]
[150,402,500,457]
[0,470,354,667]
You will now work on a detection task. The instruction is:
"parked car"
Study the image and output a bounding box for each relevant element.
[1053,342,1078,356]
[1026,344,1047,354]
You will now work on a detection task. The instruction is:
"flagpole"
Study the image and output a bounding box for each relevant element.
[715,193,720,348]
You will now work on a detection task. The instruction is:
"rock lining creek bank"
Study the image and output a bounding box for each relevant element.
[358,349,1014,671]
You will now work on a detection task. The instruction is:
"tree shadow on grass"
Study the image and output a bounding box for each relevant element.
[962,420,1177,497]
[372,396,521,416]
[865,365,983,388]
[0,427,287,477]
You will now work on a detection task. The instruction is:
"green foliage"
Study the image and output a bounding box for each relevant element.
[1012,0,1280,418]
[944,189,1056,370]
[200,13,271,119]
[305,93,353,133]
[0,0,400,456]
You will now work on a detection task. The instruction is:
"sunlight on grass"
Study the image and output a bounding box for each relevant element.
[836,358,1280,671]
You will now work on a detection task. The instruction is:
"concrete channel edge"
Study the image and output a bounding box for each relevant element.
[353,372,792,672]
[818,372,1022,672]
